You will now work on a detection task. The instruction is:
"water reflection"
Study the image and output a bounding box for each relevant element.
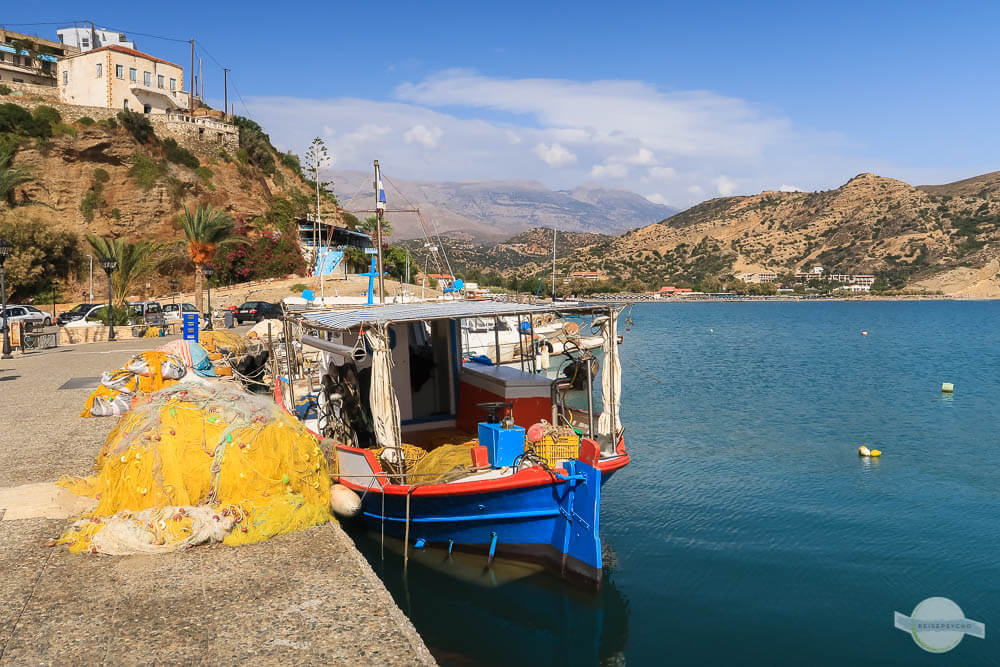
[347,525,630,666]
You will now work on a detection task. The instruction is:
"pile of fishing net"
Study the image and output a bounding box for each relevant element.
[81,351,187,418]
[58,382,332,554]
[373,441,480,485]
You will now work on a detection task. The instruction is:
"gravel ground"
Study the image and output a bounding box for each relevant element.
[0,337,434,665]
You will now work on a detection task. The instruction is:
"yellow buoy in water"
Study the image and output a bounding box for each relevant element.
[870,449,882,457]
[941,382,954,393]
[858,446,871,457]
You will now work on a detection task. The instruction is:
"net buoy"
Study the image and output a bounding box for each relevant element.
[861,331,868,336]
[941,382,954,393]
[330,484,362,518]
[858,446,871,456]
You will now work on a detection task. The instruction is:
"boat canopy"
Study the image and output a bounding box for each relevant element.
[293,301,616,332]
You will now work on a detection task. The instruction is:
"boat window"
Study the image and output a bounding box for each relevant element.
[409,320,454,420]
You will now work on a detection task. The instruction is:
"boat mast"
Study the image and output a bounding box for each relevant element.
[374,160,386,304]
[551,228,557,302]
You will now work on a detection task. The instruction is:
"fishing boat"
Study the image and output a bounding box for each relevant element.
[275,300,629,587]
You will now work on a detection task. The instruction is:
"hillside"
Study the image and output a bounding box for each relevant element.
[1,100,328,300]
[334,171,676,241]
[399,228,613,277]
[555,172,1000,296]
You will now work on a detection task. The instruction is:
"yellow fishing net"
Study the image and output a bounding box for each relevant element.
[371,441,478,485]
[80,351,184,417]
[200,330,249,354]
[58,381,332,554]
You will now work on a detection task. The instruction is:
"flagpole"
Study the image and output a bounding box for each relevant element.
[374,159,386,304]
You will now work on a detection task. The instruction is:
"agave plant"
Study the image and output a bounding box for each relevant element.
[179,204,245,312]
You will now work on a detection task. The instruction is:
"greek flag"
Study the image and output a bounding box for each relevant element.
[377,174,386,212]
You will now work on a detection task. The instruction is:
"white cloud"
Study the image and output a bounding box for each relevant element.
[628,148,657,165]
[714,175,736,195]
[778,184,802,192]
[403,124,443,148]
[648,166,677,180]
[533,142,577,167]
[646,193,670,205]
[248,70,867,208]
[589,162,628,179]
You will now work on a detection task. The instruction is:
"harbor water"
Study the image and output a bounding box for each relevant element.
[347,301,999,665]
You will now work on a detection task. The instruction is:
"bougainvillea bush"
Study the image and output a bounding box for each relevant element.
[212,223,306,284]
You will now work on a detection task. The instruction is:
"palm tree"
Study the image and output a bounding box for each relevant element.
[0,150,32,207]
[86,235,160,306]
[178,205,243,312]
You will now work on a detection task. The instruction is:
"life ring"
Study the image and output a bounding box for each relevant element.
[534,339,554,354]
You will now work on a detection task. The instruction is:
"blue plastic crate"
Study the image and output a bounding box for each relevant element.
[477,422,526,468]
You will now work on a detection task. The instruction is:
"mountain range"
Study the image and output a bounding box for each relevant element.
[331,170,677,241]
[418,171,1000,297]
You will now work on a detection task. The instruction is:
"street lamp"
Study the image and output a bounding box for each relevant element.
[169,279,179,305]
[100,256,118,341]
[0,238,12,359]
[202,265,214,330]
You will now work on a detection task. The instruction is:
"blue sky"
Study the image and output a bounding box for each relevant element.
[5,1,998,206]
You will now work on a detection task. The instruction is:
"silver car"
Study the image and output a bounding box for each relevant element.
[2,305,52,330]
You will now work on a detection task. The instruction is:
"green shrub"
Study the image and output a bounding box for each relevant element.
[232,116,276,174]
[0,84,11,96]
[290,283,307,293]
[236,147,249,164]
[111,208,121,220]
[51,122,77,137]
[0,102,51,137]
[99,117,118,130]
[93,168,110,183]
[128,153,166,189]
[195,165,214,186]
[80,189,105,222]
[161,137,200,169]
[77,116,95,126]
[117,110,155,144]
[217,149,233,163]
[32,105,61,126]
[165,176,187,206]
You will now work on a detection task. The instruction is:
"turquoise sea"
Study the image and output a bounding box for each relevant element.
[349,301,999,665]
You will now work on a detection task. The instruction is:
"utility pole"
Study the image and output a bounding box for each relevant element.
[199,57,203,101]
[551,229,557,302]
[188,39,194,115]
[223,67,229,119]
[374,160,386,304]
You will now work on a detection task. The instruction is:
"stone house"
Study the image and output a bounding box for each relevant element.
[58,45,190,114]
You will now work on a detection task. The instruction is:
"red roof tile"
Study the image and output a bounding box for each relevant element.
[74,44,183,70]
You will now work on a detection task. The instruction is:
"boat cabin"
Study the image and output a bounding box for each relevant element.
[280,301,626,480]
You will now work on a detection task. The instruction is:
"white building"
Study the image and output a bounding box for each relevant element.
[57,26,134,53]
[59,45,189,114]
[739,272,778,284]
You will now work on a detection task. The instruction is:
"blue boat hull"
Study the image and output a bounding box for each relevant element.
[358,459,605,586]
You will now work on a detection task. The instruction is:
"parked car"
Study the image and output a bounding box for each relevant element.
[62,304,112,327]
[57,303,97,326]
[162,302,198,321]
[235,301,282,324]
[2,305,51,330]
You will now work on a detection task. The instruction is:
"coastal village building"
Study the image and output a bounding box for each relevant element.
[56,26,135,52]
[59,45,189,114]
[570,271,601,282]
[0,29,79,86]
[739,272,778,284]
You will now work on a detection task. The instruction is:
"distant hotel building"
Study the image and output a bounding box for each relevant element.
[738,272,778,284]
[570,271,601,282]
[793,265,874,288]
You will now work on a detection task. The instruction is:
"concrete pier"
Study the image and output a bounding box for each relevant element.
[0,337,434,665]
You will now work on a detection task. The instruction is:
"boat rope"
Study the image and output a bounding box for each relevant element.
[620,352,663,384]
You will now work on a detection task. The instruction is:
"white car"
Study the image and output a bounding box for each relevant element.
[62,304,112,327]
[162,302,198,321]
[2,305,51,330]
